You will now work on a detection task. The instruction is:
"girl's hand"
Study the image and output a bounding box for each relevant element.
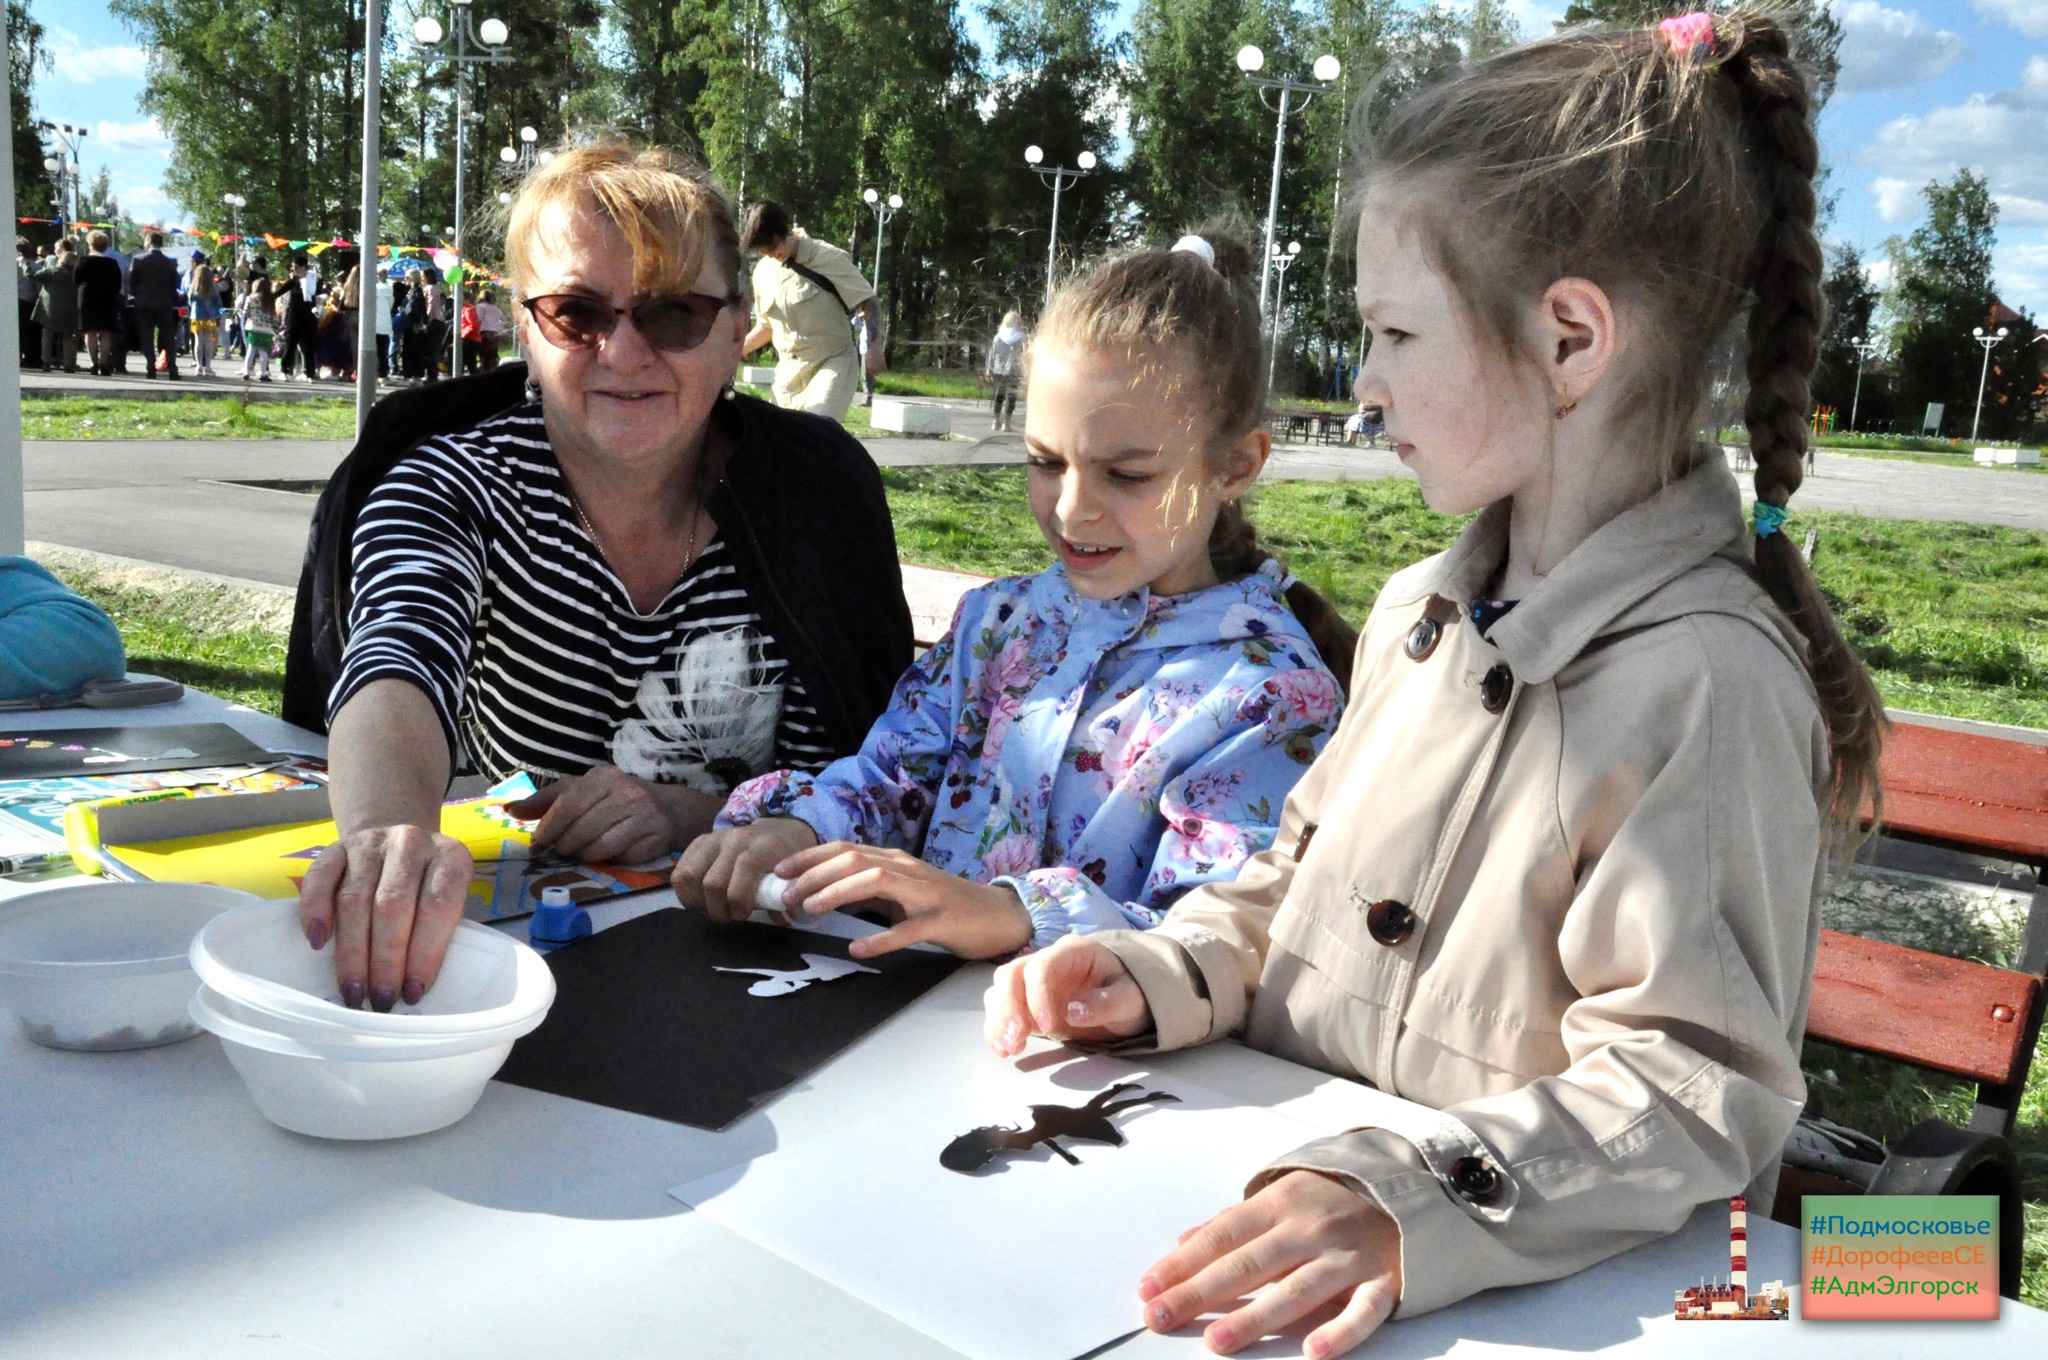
[507,764,689,865]
[774,841,1033,960]
[671,817,822,923]
[982,933,1152,1056]
[1139,1171,1402,1359]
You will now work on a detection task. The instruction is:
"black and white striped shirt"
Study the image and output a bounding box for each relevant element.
[331,404,834,784]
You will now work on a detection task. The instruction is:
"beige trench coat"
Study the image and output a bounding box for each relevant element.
[1097,457,1829,1316]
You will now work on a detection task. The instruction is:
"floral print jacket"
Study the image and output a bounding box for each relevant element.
[718,559,1344,949]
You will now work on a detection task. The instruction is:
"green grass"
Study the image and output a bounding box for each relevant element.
[873,368,991,401]
[24,395,358,441]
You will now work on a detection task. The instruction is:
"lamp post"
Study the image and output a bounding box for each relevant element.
[1238,46,1339,320]
[35,122,86,224]
[221,193,247,264]
[1846,336,1882,432]
[1970,325,2009,443]
[861,187,902,286]
[1266,240,1301,392]
[1024,145,1096,310]
[414,1,511,378]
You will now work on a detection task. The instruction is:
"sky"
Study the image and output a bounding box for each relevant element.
[25,0,2048,312]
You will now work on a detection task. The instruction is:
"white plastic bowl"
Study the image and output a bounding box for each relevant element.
[0,883,257,1050]
[191,987,526,1140]
[191,899,552,1035]
[186,899,554,1140]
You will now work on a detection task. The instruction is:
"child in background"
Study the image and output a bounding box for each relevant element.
[1340,400,1382,447]
[984,309,1027,432]
[987,12,1884,1356]
[187,251,221,377]
[0,558,125,702]
[239,278,276,381]
[675,228,1353,962]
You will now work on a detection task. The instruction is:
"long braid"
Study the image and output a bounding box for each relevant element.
[1723,15,1886,839]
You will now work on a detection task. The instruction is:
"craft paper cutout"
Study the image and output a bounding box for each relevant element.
[494,909,961,1129]
[940,1083,1182,1173]
[714,952,879,997]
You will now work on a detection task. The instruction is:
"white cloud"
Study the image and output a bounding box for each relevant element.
[1994,240,2048,306]
[1858,62,2048,203]
[1833,2,1967,94]
[1864,256,1893,292]
[1996,193,2048,225]
[1872,176,1921,221]
[1972,0,2048,39]
[46,27,149,83]
[91,119,168,152]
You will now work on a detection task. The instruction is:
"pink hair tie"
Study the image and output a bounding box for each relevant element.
[1659,12,1717,62]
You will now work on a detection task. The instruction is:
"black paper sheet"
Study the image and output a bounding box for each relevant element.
[494,908,963,1130]
[0,723,274,778]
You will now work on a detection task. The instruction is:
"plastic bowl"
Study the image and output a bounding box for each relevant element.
[190,986,525,1140]
[0,883,258,1050]
[191,899,553,1036]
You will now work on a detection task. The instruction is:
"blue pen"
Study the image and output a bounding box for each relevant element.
[0,849,78,876]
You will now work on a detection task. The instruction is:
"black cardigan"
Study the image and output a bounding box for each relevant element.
[281,365,915,766]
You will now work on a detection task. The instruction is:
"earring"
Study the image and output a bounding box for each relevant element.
[720,382,737,402]
[1554,394,1579,420]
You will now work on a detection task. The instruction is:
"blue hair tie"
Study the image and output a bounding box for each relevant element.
[1752,502,1788,538]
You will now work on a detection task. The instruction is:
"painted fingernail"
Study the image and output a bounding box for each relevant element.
[305,920,329,951]
[401,977,425,1006]
[1035,1010,1054,1032]
[340,978,366,1010]
[1150,1303,1172,1329]
[1069,999,1093,1025]
[369,987,396,1014]
[1004,1018,1023,1047]
[1309,1338,1332,1359]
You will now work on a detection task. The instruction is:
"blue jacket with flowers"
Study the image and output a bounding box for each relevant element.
[717,559,1343,948]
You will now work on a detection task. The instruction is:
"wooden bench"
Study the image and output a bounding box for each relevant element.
[1268,406,1343,446]
[1775,715,2047,1297]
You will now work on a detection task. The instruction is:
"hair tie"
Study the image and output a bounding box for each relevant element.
[1170,235,1216,267]
[1752,501,1788,538]
[1659,12,1717,62]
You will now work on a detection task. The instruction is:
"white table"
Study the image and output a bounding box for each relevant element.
[0,677,325,758]
[3,702,2042,1357]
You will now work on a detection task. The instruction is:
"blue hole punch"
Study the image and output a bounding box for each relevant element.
[529,886,591,953]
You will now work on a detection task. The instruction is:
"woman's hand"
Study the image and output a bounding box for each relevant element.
[298,824,474,1011]
[671,817,822,923]
[1139,1171,1402,1359]
[982,933,1152,1056]
[509,764,705,865]
[773,842,1034,960]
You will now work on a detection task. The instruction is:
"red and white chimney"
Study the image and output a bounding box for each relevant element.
[1729,1195,1748,1301]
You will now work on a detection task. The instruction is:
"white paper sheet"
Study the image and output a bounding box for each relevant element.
[670,1051,1323,1360]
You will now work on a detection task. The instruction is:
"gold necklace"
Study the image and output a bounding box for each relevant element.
[564,478,702,574]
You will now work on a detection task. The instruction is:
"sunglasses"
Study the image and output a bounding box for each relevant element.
[520,291,739,354]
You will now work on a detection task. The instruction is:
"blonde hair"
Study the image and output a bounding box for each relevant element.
[1000,309,1023,329]
[1032,227,1359,677]
[505,140,742,301]
[1358,7,1883,833]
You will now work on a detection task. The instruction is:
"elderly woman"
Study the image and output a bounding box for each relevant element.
[297,142,913,1011]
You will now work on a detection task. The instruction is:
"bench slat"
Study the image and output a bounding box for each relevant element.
[1806,929,2039,1086]
[1877,721,2048,864]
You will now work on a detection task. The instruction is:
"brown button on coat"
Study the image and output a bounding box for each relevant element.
[1097,457,1829,1317]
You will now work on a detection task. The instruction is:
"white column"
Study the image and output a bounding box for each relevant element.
[0,15,25,557]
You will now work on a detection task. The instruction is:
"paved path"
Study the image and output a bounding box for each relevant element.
[24,368,362,404]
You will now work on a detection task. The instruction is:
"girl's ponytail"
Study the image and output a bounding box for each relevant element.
[1721,17,1887,837]
[1209,501,1361,683]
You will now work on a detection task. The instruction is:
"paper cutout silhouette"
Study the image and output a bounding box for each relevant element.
[714,953,881,997]
[941,1083,1183,1173]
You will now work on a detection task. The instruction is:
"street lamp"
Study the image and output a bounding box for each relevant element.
[1266,241,1301,391]
[35,121,86,223]
[1024,145,1097,310]
[414,0,512,377]
[1238,46,1339,320]
[1970,325,2009,443]
[222,193,247,264]
[861,187,903,287]
[1846,336,1882,432]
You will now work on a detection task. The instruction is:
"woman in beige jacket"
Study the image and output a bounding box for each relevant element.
[986,13,1887,1357]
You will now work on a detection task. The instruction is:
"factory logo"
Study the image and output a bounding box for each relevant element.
[1673,1196,1790,1320]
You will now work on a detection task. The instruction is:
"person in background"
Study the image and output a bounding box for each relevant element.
[106,235,135,375]
[339,265,361,381]
[315,281,351,380]
[738,200,882,422]
[187,250,222,378]
[417,273,449,382]
[239,276,278,382]
[277,256,320,382]
[1341,399,1384,448]
[474,287,507,372]
[16,238,42,370]
[0,557,126,703]
[983,309,1026,432]
[127,230,183,380]
[76,233,125,377]
[374,267,395,382]
[30,239,82,374]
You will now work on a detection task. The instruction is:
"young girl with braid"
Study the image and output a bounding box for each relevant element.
[987,12,1885,1356]
[674,228,1351,960]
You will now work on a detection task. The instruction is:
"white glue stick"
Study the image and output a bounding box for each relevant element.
[755,873,796,915]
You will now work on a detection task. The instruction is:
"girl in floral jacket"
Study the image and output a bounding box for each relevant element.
[673,228,1354,960]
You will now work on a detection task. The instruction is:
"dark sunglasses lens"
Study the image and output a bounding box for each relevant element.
[533,296,613,348]
[634,297,722,352]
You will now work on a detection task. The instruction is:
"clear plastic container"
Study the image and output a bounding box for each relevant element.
[0,883,257,1050]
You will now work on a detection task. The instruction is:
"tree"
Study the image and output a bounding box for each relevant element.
[1887,170,1998,436]
[1812,243,1880,425]
[8,0,58,219]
